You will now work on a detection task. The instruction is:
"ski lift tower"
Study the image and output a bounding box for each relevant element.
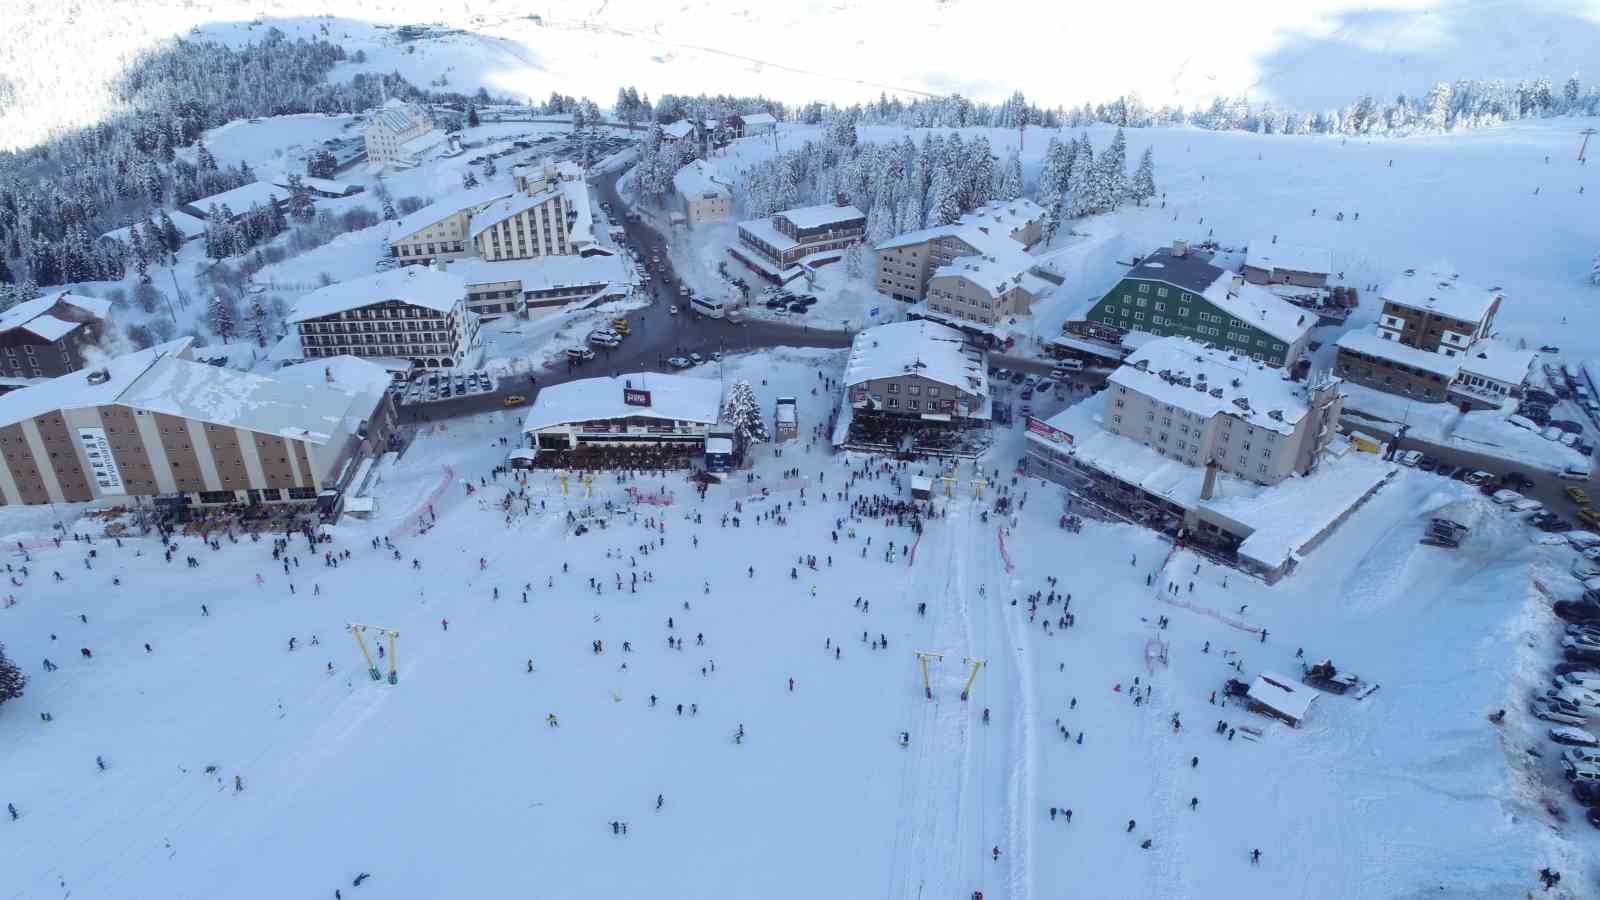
[348,623,401,684]
[914,650,943,700]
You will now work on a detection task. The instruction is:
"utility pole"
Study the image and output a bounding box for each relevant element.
[914,650,943,700]
[960,657,986,701]
[1580,128,1597,163]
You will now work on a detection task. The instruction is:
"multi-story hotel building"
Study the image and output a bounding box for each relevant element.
[289,267,478,370]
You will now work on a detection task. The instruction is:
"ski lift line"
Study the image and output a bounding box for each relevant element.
[542,15,944,100]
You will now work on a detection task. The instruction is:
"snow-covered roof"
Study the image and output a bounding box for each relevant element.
[561,179,595,249]
[1456,339,1535,386]
[522,373,723,432]
[739,218,799,253]
[391,181,514,239]
[874,224,966,252]
[932,245,1036,299]
[705,436,735,454]
[273,356,395,427]
[844,320,988,396]
[1335,330,1462,378]
[117,355,357,444]
[1380,270,1501,324]
[271,176,360,195]
[100,209,206,244]
[370,100,427,134]
[289,267,465,323]
[661,120,695,140]
[956,198,1046,235]
[777,204,866,231]
[1199,273,1314,346]
[191,181,285,214]
[467,188,563,241]
[444,254,627,293]
[1125,246,1227,294]
[398,128,448,155]
[1248,672,1318,723]
[0,291,108,338]
[740,113,777,126]
[0,338,194,430]
[1245,241,1333,276]
[1110,337,1312,435]
[673,160,731,200]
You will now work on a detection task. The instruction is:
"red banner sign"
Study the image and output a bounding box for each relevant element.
[623,388,652,407]
[1025,416,1073,444]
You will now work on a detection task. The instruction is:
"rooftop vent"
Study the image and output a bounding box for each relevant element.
[1209,387,1224,398]
[1172,239,1189,257]
[85,368,110,385]
[1267,409,1284,421]
[1232,397,1251,411]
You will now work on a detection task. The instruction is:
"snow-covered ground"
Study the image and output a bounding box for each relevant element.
[2,349,1594,898]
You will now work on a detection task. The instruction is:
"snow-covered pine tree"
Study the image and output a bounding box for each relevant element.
[250,298,269,347]
[461,170,480,190]
[196,140,216,172]
[1591,251,1600,286]
[999,149,1023,201]
[1102,128,1129,205]
[466,104,480,128]
[129,223,150,281]
[382,195,398,220]
[483,156,497,178]
[1036,137,1066,212]
[1132,147,1157,206]
[721,379,770,446]
[1066,136,1093,217]
[845,240,865,279]
[158,210,182,258]
[964,135,994,209]
[0,641,26,707]
[203,203,226,260]
[208,294,235,340]
[931,170,962,226]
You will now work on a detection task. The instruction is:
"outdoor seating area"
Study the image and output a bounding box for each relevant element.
[533,444,702,471]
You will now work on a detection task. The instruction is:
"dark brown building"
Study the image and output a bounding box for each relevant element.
[0,291,111,380]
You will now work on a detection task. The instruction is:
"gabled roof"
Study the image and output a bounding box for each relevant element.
[467,188,563,241]
[390,181,515,239]
[522,372,722,432]
[190,181,286,214]
[1122,246,1226,294]
[932,245,1036,299]
[0,291,109,338]
[1335,330,1461,378]
[673,160,731,200]
[1248,671,1317,723]
[289,267,465,323]
[1111,337,1310,436]
[1244,240,1332,277]
[843,320,988,396]
[957,198,1046,234]
[741,112,777,126]
[1198,273,1314,346]
[1455,338,1535,385]
[1380,270,1501,324]
[661,120,695,140]
[0,338,193,430]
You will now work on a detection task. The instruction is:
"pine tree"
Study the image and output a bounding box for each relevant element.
[965,135,994,209]
[721,380,769,447]
[1102,128,1128,204]
[1132,147,1157,206]
[0,641,26,708]
[483,156,497,178]
[930,170,962,226]
[129,223,151,282]
[466,103,480,128]
[845,240,865,279]
[196,140,217,172]
[999,149,1023,200]
[250,299,269,347]
[461,170,480,190]
[208,294,235,340]
[158,209,182,255]
[1066,136,1093,217]
[382,195,398,220]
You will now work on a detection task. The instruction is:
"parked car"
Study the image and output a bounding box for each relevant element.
[1561,465,1591,481]
[1552,419,1585,434]
[1533,699,1590,725]
[689,352,704,364]
[1569,486,1592,506]
[669,305,679,315]
[1544,426,1566,442]
[1464,470,1497,486]
[1526,388,1559,405]
[1417,456,1439,471]
[1561,759,1600,784]
[1492,489,1524,506]
[1511,497,1544,514]
[1010,372,1026,384]
[1573,561,1600,580]
[667,356,693,369]
[1509,414,1540,431]
[1035,379,1056,394]
[1551,726,1600,747]
[1581,509,1600,529]
[1397,450,1424,467]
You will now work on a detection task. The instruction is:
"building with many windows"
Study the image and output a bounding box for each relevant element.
[0,338,392,508]
[1333,270,1528,407]
[442,255,631,320]
[1078,242,1315,368]
[362,100,446,169]
[388,182,516,267]
[672,160,734,227]
[0,291,111,380]
[956,198,1047,249]
[469,188,573,261]
[842,320,990,421]
[289,267,478,370]
[1099,337,1344,486]
[731,203,866,281]
[919,246,1045,330]
[521,372,724,456]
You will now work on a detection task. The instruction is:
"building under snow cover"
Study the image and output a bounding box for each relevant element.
[388,181,517,267]
[1025,336,1383,581]
[362,99,446,169]
[955,198,1047,249]
[732,203,866,281]
[1241,240,1333,290]
[0,291,112,380]
[521,373,724,458]
[440,254,630,320]
[289,267,478,370]
[672,160,734,228]
[843,320,990,421]
[0,339,393,507]
[1079,242,1316,368]
[1333,269,1530,408]
[1098,337,1344,486]
[919,243,1049,331]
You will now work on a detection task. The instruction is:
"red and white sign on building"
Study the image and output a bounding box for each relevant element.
[623,388,652,407]
[1025,416,1073,444]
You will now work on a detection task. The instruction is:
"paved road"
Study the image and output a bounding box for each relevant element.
[399,168,853,425]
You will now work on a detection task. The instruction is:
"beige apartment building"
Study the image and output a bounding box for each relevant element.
[390,182,515,266]
[923,249,1039,326]
[875,228,1007,303]
[1102,337,1344,486]
[469,189,572,261]
[290,267,478,370]
[673,160,733,227]
[363,100,441,168]
[0,339,391,507]
[956,198,1046,249]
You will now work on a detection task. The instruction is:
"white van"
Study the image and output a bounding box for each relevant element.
[1562,759,1600,784]
[1508,414,1539,431]
[1564,746,1600,768]
[1055,359,1085,373]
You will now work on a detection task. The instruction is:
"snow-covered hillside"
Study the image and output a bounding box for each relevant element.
[5,1,1600,149]
[0,350,1592,898]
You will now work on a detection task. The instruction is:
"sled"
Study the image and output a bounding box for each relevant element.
[1355,683,1381,700]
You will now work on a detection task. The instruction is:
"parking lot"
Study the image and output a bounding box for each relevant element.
[400,370,500,406]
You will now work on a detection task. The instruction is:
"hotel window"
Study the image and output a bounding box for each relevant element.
[1158,288,1169,298]
[1138,284,1149,294]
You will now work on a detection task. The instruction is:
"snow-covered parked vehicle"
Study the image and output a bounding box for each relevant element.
[1301,659,1361,694]
[1532,699,1588,726]
[1550,726,1599,747]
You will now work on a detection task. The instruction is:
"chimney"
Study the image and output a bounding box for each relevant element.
[325,366,334,384]
[1172,240,1189,257]
[1201,459,1220,501]
[1230,274,1245,294]
[85,368,110,385]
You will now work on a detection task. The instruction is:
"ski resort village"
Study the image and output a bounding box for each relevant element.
[4,4,1600,898]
